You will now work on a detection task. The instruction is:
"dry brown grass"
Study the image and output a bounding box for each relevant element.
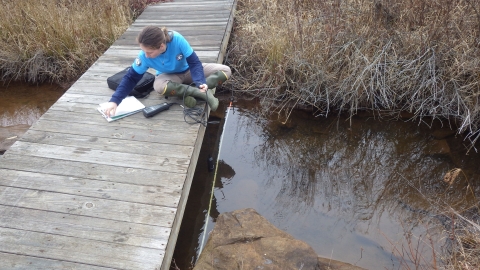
[386,171,480,270]
[227,0,480,151]
[383,209,480,270]
[0,0,162,84]
[386,172,480,270]
[442,211,480,270]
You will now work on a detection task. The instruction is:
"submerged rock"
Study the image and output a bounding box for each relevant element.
[431,129,456,139]
[194,208,365,270]
[424,139,451,156]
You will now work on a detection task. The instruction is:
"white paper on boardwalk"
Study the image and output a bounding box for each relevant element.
[97,96,145,122]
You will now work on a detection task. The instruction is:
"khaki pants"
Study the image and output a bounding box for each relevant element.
[153,63,231,94]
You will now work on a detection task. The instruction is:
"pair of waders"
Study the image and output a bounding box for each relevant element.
[161,71,228,111]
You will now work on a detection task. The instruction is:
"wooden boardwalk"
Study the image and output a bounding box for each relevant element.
[0,1,236,269]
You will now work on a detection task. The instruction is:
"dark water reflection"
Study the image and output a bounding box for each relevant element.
[174,96,480,269]
[0,82,65,126]
[0,82,66,154]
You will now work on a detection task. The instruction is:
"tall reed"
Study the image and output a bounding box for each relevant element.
[0,0,133,84]
[227,0,480,152]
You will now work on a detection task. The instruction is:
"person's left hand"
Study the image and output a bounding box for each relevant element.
[199,84,208,92]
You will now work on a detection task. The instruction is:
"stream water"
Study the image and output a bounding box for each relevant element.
[0,82,65,126]
[0,82,66,154]
[1,83,479,269]
[173,94,480,269]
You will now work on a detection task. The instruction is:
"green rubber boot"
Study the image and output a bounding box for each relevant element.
[183,96,197,108]
[162,82,219,111]
[206,71,228,90]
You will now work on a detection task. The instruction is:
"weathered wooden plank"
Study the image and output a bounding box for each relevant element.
[90,57,133,66]
[38,110,200,133]
[156,0,234,2]
[109,36,221,47]
[94,54,218,64]
[0,155,186,187]
[57,87,161,102]
[60,80,214,108]
[52,86,116,98]
[165,0,232,2]
[113,29,225,43]
[149,3,233,9]
[120,34,226,43]
[50,93,208,121]
[102,48,221,57]
[26,119,198,146]
[34,105,201,132]
[97,50,219,63]
[18,130,193,160]
[110,43,221,51]
[75,63,156,76]
[132,21,228,27]
[0,206,170,249]
[119,29,228,37]
[49,91,169,109]
[91,51,218,63]
[142,8,231,13]
[140,9,231,16]
[0,252,114,270]
[132,19,231,25]
[114,37,225,48]
[0,169,181,207]
[0,186,176,226]
[142,8,228,13]
[117,25,227,34]
[6,142,190,173]
[48,99,189,116]
[0,227,163,270]
[152,0,234,5]
[80,56,221,78]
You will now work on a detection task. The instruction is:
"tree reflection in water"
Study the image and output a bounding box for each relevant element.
[212,100,480,269]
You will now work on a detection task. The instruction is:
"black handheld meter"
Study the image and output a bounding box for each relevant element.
[143,103,173,118]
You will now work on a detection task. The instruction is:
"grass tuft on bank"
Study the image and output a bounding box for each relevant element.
[0,0,161,85]
[227,0,480,152]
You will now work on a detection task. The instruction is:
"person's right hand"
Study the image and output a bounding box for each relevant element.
[103,102,118,117]
[199,84,208,92]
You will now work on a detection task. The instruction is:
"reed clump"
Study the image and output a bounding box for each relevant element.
[443,211,480,270]
[392,170,480,270]
[0,0,159,84]
[228,0,480,151]
[385,209,480,270]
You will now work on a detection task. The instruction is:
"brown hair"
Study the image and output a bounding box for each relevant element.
[136,26,171,49]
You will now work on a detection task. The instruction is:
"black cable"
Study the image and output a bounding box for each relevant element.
[180,84,220,126]
[181,85,207,126]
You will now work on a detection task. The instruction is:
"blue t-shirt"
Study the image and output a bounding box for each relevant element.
[109,31,206,105]
[132,31,193,75]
